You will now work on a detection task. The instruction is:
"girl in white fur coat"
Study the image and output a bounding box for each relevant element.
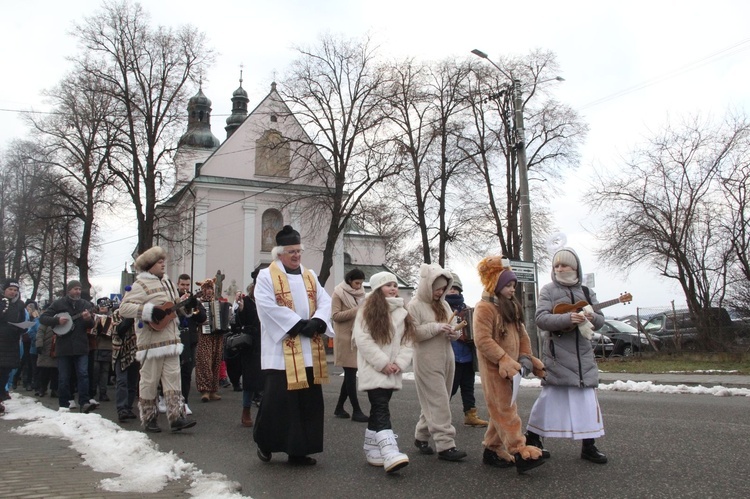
[352,272,415,473]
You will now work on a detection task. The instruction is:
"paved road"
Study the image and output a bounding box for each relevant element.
[2,367,749,498]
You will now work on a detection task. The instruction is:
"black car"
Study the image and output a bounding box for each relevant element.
[599,320,661,356]
[590,331,614,358]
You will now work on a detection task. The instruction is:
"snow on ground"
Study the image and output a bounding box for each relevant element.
[2,373,748,498]
[2,396,247,498]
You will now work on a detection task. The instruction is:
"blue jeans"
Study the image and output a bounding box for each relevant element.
[57,354,89,408]
[115,360,139,414]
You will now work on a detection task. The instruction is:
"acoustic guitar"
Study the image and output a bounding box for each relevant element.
[552,292,633,315]
[146,290,203,331]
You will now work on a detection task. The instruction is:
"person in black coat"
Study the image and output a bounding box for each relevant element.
[235,279,264,427]
[0,278,26,411]
[39,280,97,413]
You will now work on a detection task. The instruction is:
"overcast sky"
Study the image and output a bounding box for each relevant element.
[3,0,750,313]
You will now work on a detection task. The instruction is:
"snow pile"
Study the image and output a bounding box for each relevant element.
[598,379,750,397]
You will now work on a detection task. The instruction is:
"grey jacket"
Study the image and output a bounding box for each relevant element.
[535,248,604,388]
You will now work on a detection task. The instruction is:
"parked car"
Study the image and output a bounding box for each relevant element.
[642,310,699,350]
[590,331,614,358]
[599,320,661,356]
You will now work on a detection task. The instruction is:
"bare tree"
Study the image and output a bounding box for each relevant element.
[385,58,476,266]
[588,114,747,347]
[278,33,401,285]
[460,50,587,262]
[72,0,214,253]
[26,71,121,299]
[716,113,750,314]
[0,140,80,300]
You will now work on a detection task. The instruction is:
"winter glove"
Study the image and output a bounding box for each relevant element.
[116,318,134,338]
[184,294,198,310]
[519,355,533,376]
[300,318,327,338]
[151,307,168,322]
[498,354,521,379]
[287,320,307,338]
[530,356,546,379]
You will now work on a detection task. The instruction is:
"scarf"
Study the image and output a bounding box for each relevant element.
[555,270,579,286]
[333,281,365,310]
[269,261,329,390]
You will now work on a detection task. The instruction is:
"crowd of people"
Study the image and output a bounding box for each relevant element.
[0,224,608,476]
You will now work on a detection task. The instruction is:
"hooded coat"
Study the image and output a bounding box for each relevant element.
[407,263,460,452]
[536,247,604,388]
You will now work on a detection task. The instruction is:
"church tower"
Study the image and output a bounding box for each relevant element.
[225,70,249,139]
[173,82,220,189]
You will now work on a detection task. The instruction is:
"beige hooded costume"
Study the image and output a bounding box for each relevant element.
[407,263,462,453]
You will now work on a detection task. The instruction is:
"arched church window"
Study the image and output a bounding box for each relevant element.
[261,209,283,252]
[255,129,290,177]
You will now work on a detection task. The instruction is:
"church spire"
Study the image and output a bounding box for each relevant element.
[178,82,220,150]
[225,67,249,140]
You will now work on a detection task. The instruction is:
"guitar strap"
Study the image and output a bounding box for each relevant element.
[582,286,592,304]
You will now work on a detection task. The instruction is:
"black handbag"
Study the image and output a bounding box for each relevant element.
[225,331,253,353]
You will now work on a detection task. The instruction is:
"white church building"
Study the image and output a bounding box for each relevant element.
[154,78,411,298]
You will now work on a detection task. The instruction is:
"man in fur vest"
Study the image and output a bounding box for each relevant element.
[473,256,547,473]
[119,246,198,433]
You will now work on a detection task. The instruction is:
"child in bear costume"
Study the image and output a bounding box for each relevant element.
[473,256,546,473]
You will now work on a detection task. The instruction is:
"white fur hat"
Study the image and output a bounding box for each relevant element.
[368,272,398,293]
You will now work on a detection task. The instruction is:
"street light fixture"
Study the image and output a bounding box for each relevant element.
[471,48,551,354]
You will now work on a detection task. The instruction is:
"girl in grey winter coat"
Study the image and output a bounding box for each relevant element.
[525,248,609,464]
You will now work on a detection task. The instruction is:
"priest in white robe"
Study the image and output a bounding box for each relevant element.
[253,225,334,466]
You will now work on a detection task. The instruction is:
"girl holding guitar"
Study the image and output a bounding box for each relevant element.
[525,248,609,465]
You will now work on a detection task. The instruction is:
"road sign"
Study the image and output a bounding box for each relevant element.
[509,260,536,283]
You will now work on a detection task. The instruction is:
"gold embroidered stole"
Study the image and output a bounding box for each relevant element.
[269,261,329,390]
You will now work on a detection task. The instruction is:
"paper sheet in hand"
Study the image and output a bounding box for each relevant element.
[510,372,522,406]
[10,321,35,329]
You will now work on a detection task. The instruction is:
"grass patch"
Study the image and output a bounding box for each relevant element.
[597,352,750,375]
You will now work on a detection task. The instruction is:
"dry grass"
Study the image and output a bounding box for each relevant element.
[596,352,750,375]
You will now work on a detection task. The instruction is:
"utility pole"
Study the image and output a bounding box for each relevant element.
[511,78,539,354]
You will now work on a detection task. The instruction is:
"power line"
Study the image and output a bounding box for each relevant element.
[578,37,750,110]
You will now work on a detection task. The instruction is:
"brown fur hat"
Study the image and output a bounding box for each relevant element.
[135,246,167,272]
[477,255,512,294]
[196,277,216,290]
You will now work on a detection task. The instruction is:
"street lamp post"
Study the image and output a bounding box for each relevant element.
[471,49,540,354]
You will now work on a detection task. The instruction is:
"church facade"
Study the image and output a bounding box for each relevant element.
[155,79,410,298]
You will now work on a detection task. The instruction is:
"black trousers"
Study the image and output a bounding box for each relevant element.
[451,361,476,413]
[367,388,394,432]
[180,361,194,404]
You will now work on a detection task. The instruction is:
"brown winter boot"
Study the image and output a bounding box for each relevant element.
[242,407,253,427]
[464,408,489,427]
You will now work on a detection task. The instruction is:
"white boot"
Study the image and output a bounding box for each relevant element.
[375,430,409,473]
[364,429,384,466]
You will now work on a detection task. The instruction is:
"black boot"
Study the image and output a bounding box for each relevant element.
[145,417,162,433]
[514,452,545,474]
[482,448,513,468]
[581,439,608,464]
[525,431,551,459]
